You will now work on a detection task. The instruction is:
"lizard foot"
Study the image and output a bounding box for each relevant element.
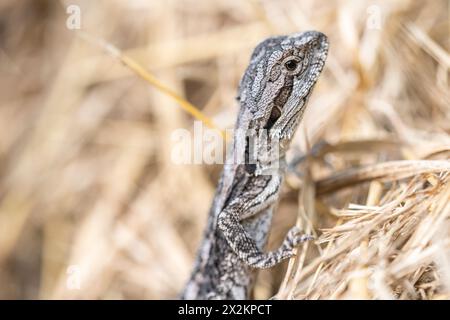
[282,226,314,254]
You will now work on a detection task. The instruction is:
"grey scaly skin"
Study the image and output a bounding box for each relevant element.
[181,31,329,300]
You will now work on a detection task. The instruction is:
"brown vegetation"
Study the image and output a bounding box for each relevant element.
[0,0,448,299]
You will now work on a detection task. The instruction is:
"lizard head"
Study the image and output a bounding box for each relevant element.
[238,31,329,135]
[236,31,328,171]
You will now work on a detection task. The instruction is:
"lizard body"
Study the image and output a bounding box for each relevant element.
[181,31,328,299]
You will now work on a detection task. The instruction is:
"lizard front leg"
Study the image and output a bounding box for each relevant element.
[217,177,312,269]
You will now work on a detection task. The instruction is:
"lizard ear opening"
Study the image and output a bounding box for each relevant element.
[263,106,282,130]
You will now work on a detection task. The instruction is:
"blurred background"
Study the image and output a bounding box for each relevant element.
[0,0,448,299]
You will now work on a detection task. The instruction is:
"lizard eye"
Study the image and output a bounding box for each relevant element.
[284,59,298,71]
[283,57,301,73]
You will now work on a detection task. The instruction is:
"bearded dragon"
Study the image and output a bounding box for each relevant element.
[181,31,328,299]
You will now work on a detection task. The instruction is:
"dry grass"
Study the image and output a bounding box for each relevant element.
[0,0,448,299]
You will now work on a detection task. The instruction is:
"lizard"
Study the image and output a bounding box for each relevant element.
[181,31,329,300]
